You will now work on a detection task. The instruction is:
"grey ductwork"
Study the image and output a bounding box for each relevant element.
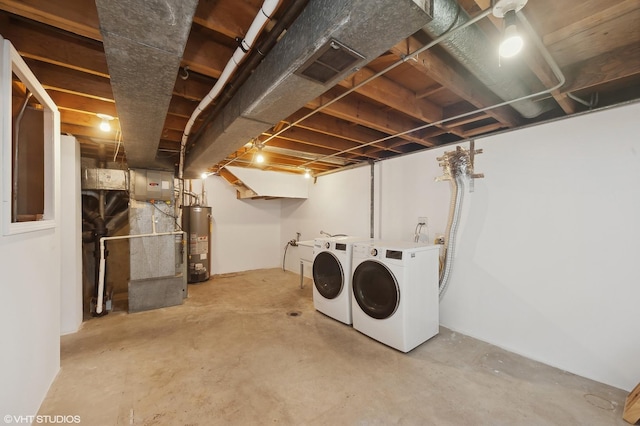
[422,0,553,118]
[184,0,434,176]
[95,0,198,170]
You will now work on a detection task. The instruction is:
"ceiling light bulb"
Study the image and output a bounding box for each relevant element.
[304,169,311,179]
[256,152,265,163]
[99,120,111,132]
[201,172,208,179]
[96,113,114,132]
[500,25,523,58]
[499,9,523,58]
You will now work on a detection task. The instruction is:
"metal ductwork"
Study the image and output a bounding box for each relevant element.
[422,0,553,119]
[95,0,198,170]
[184,0,435,176]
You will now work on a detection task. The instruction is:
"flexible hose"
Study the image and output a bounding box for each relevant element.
[282,242,290,271]
[439,175,465,299]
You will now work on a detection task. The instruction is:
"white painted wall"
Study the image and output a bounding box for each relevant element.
[198,176,282,274]
[280,102,640,391]
[280,166,371,273]
[0,152,61,416]
[60,135,82,335]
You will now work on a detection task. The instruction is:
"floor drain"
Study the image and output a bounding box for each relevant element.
[287,311,301,317]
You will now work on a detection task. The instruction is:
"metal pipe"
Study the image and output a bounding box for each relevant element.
[178,0,281,181]
[217,7,494,171]
[96,230,186,314]
[295,11,565,168]
[370,161,375,239]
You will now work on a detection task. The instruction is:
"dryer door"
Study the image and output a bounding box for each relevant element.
[312,251,344,299]
[352,260,399,319]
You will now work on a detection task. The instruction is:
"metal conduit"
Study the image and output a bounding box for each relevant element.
[296,12,565,169]
[217,7,494,171]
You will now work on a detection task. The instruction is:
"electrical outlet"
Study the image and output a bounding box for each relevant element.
[418,216,428,225]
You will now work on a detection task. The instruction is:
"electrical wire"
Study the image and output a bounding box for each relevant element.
[148,201,183,231]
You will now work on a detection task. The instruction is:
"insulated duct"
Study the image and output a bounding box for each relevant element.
[95,0,198,170]
[184,0,435,176]
[422,0,553,118]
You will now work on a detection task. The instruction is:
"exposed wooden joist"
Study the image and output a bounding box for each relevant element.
[1,15,108,77]
[24,59,114,101]
[267,127,379,159]
[286,109,406,155]
[391,37,522,127]
[0,0,101,40]
[193,0,262,40]
[307,87,437,147]
[562,43,640,94]
[181,29,234,79]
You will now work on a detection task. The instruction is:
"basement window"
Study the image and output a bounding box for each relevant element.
[1,37,59,235]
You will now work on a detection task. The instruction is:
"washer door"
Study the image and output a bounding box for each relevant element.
[352,260,399,319]
[312,251,344,299]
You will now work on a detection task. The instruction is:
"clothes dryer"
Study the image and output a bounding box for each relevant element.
[312,236,370,325]
[351,241,440,352]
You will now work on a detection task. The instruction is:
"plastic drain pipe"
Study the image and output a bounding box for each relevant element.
[178,0,280,184]
[95,230,186,314]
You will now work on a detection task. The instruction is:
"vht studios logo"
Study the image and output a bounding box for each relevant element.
[4,415,81,424]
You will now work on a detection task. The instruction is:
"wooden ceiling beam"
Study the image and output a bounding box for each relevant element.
[307,87,437,147]
[285,109,406,154]
[49,91,115,116]
[266,127,380,159]
[24,59,114,101]
[0,0,101,40]
[263,137,362,161]
[181,29,233,79]
[391,37,522,127]
[193,0,261,40]
[339,66,445,125]
[2,15,108,77]
[562,43,640,94]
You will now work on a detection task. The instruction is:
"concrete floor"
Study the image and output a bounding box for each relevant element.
[40,268,628,425]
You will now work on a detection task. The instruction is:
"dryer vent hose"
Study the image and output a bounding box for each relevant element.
[436,145,475,299]
[439,175,465,298]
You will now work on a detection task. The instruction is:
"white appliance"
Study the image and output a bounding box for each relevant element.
[351,241,440,352]
[312,236,370,325]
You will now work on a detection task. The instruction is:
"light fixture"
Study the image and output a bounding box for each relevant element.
[96,113,114,132]
[201,172,210,179]
[304,169,311,179]
[492,0,528,58]
[253,139,265,164]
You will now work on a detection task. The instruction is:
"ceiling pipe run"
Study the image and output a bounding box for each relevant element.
[95,0,198,170]
[421,0,554,118]
[184,0,435,177]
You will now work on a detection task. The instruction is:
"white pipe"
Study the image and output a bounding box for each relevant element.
[178,0,280,181]
[95,230,185,314]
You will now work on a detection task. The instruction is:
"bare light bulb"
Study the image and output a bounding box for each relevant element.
[97,113,114,132]
[500,25,523,58]
[499,10,523,58]
[201,172,208,179]
[256,152,265,163]
[304,169,311,179]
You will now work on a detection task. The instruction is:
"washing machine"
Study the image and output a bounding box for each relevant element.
[351,240,440,352]
[312,236,370,325]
